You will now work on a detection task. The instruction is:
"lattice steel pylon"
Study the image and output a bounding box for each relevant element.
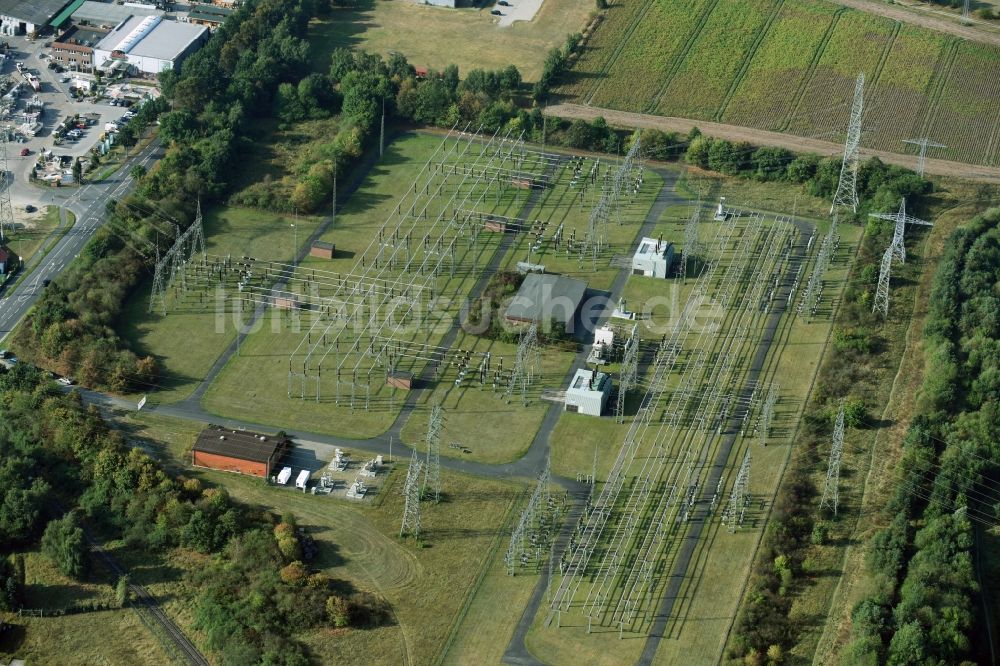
[505,456,551,575]
[869,197,932,265]
[423,404,443,502]
[681,202,701,281]
[400,451,423,538]
[873,244,893,317]
[759,383,778,446]
[722,450,752,532]
[0,135,14,244]
[505,323,541,405]
[149,202,207,314]
[902,138,945,177]
[831,73,865,214]
[820,403,846,515]
[800,218,838,318]
[615,324,639,423]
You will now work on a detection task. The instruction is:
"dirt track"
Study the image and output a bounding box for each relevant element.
[830,0,1000,47]
[546,103,1000,183]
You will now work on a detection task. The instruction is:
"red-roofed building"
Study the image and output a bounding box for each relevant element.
[0,246,18,276]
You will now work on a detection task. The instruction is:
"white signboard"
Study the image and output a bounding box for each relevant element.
[137,395,147,411]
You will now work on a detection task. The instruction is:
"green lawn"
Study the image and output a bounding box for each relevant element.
[309,0,593,81]
[119,206,324,403]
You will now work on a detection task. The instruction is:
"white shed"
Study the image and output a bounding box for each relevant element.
[564,368,612,416]
[631,236,674,278]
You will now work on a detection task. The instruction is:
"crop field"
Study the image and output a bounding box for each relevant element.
[556,0,1000,166]
[653,0,777,120]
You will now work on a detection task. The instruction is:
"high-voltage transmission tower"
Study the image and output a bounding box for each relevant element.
[902,138,945,177]
[681,202,701,281]
[400,451,423,538]
[831,73,865,214]
[149,203,206,314]
[505,456,551,575]
[873,245,893,318]
[504,323,541,405]
[722,450,752,532]
[423,404,443,502]
[759,383,778,446]
[615,325,639,423]
[820,403,846,515]
[869,198,932,318]
[0,135,14,244]
[869,197,932,265]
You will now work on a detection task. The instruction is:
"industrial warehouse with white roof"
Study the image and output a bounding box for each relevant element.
[94,14,208,75]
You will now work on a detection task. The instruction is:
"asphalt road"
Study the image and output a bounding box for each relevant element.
[0,138,163,343]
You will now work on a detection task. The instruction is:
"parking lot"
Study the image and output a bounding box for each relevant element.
[1,35,131,210]
[493,0,543,27]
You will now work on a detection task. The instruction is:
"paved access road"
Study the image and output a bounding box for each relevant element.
[0,138,163,343]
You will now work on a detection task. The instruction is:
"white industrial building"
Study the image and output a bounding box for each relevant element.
[94,15,207,76]
[0,0,76,36]
[631,236,675,278]
[564,368,612,416]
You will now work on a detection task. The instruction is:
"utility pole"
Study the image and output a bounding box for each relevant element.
[902,138,946,177]
[820,403,846,515]
[831,73,865,214]
[380,96,385,158]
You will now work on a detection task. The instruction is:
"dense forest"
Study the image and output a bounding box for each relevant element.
[846,207,1000,664]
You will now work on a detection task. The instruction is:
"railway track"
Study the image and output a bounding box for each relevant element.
[78,522,210,666]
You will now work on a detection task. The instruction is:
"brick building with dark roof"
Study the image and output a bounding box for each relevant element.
[192,426,289,478]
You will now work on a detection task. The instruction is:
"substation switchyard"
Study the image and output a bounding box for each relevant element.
[142,119,858,647]
[547,206,805,638]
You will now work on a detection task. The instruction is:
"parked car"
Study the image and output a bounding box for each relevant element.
[19,147,29,156]
[499,1,511,5]
[24,204,35,212]
[56,377,74,386]
[491,8,502,14]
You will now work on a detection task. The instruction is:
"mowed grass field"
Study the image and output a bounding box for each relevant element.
[309,0,593,81]
[556,0,1000,166]
[119,206,324,403]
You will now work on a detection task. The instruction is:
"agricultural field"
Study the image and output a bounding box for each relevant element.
[308,0,593,81]
[654,0,779,120]
[556,0,1000,166]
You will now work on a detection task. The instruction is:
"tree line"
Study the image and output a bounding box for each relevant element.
[846,207,1000,664]
[0,362,384,664]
